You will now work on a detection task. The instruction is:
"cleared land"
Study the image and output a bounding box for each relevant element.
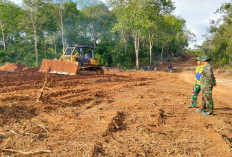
[0,57,231,156]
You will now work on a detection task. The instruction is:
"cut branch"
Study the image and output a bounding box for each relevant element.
[1,148,52,155]
[37,71,48,102]
[37,46,48,102]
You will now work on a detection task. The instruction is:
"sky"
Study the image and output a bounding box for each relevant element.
[172,0,231,48]
[12,0,231,49]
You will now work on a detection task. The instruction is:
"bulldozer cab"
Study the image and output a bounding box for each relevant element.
[60,45,99,66]
[63,45,96,59]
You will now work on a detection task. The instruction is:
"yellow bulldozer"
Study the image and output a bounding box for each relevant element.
[40,45,104,75]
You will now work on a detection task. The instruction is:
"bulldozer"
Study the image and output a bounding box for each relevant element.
[40,45,104,75]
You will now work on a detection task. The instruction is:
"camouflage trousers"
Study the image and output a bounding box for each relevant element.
[201,87,214,113]
[191,84,201,106]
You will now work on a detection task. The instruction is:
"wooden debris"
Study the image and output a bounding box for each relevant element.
[1,148,52,155]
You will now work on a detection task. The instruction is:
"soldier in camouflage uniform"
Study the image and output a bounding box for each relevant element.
[196,56,216,115]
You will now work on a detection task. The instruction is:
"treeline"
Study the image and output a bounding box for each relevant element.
[0,0,191,68]
[202,2,232,68]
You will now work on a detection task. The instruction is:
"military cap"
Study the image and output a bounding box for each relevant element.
[197,57,202,61]
[198,56,211,61]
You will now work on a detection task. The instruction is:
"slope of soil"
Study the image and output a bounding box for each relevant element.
[0,62,29,72]
[0,57,231,156]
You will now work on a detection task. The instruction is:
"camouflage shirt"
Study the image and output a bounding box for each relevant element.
[200,63,216,90]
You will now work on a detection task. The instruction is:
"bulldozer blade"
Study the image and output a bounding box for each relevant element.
[40,59,79,75]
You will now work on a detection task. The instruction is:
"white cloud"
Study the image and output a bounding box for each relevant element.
[99,0,107,3]
[11,0,22,5]
[172,0,231,48]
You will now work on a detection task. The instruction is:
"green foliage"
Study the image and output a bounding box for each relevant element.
[202,3,232,68]
[186,49,205,57]
[0,50,6,63]
[0,0,191,68]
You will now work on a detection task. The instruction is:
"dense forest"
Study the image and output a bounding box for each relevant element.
[0,0,194,68]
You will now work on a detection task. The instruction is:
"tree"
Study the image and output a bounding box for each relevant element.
[142,0,174,65]
[111,0,147,69]
[155,15,188,61]
[21,0,48,67]
[0,0,21,51]
[49,0,66,54]
[202,2,232,67]
[82,3,114,47]
[111,0,177,68]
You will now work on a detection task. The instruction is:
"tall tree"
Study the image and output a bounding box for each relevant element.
[111,0,175,68]
[51,0,67,54]
[156,15,187,61]
[142,0,174,65]
[82,3,114,47]
[0,0,21,52]
[21,0,47,67]
[111,0,146,69]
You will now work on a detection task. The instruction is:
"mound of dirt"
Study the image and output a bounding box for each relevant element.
[145,108,165,127]
[0,62,29,72]
[103,111,126,136]
[91,142,105,156]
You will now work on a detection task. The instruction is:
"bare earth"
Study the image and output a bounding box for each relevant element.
[0,58,231,156]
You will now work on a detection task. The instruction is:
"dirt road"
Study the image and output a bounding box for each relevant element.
[0,58,231,156]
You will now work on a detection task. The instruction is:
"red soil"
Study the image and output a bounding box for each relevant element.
[0,62,29,72]
[0,57,231,156]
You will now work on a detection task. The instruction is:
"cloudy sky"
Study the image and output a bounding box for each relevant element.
[12,0,230,48]
[172,0,231,48]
